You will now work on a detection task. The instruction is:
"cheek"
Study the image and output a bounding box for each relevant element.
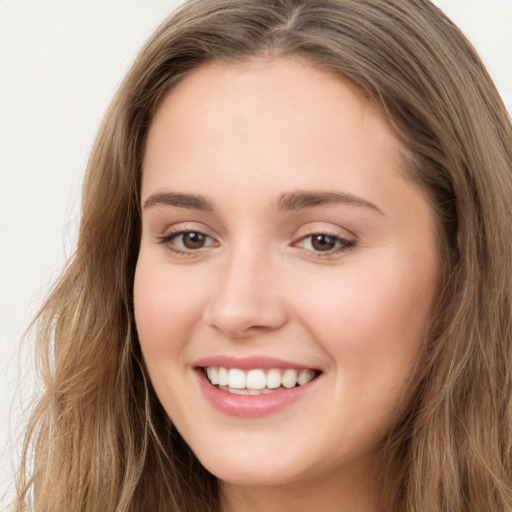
[294,256,438,375]
[133,257,209,360]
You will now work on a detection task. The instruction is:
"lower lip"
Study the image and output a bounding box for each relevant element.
[196,369,320,417]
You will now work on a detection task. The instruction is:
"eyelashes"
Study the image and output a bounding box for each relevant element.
[161,231,217,251]
[292,233,355,254]
[157,230,218,257]
[157,229,356,259]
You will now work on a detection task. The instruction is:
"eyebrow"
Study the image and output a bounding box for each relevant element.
[276,191,383,215]
[142,190,383,215]
[143,192,214,211]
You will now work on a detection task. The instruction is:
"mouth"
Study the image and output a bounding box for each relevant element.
[201,366,321,395]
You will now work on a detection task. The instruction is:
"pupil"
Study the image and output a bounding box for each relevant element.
[183,232,205,249]
[312,234,336,251]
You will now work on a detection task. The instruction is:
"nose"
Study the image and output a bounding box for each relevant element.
[203,248,288,339]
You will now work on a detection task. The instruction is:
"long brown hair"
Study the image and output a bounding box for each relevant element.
[14,1,512,510]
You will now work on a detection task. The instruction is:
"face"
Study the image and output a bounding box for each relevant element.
[134,58,440,493]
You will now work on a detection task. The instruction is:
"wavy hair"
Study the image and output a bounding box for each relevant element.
[14,0,512,510]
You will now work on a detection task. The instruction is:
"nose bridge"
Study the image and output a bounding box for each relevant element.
[204,241,286,337]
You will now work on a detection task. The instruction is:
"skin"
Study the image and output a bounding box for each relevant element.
[134,58,441,512]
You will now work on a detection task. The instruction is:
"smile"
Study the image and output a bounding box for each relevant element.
[194,356,323,416]
[204,367,319,394]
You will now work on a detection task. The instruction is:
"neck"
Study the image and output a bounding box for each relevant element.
[219,458,388,512]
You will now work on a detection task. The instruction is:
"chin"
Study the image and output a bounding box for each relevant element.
[201,456,304,487]
[184,433,309,487]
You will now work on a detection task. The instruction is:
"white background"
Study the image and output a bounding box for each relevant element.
[1,0,511,503]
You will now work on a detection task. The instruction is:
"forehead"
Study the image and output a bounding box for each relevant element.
[142,57,404,195]
[148,57,388,138]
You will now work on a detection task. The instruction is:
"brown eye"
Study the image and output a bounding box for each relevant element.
[310,234,337,251]
[159,230,216,254]
[294,232,356,257]
[181,232,207,249]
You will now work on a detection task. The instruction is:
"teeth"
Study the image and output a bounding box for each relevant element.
[204,366,317,392]
[229,387,248,395]
[266,368,281,389]
[246,369,266,389]
[228,369,246,389]
[218,367,229,386]
[281,369,298,388]
[298,369,315,386]
[218,385,280,395]
[206,367,219,385]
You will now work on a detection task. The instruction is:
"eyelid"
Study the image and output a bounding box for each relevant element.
[165,231,217,245]
[290,224,357,258]
[293,233,355,252]
[154,222,356,259]
[158,221,217,239]
[156,223,220,256]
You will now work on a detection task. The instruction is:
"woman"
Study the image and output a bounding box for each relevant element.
[14,0,512,511]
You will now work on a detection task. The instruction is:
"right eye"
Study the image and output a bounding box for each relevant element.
[158,230,218,255]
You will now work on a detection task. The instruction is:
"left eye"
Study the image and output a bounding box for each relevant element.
[297,233,355,253]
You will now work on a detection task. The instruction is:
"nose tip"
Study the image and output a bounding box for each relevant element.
[202,258,288,339]
[204,300,286,339]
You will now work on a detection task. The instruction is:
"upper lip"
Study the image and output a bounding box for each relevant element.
[194,355,321,371]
